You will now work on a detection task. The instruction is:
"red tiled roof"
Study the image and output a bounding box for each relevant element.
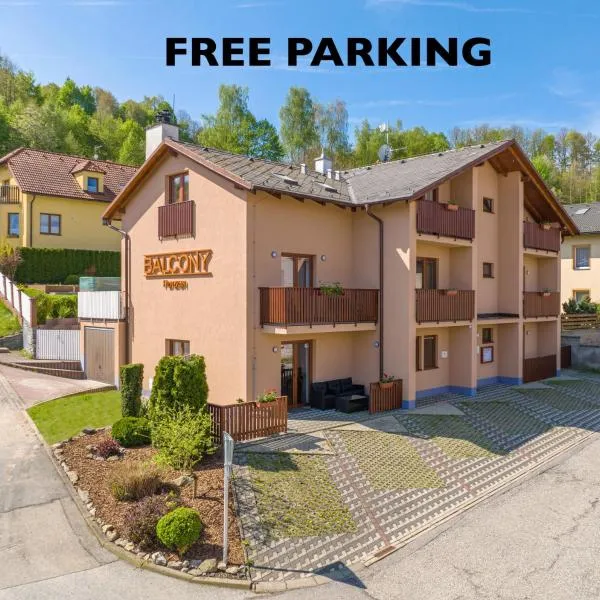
[0,148,137,202]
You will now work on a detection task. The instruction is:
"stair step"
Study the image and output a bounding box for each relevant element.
[1,362,85,380]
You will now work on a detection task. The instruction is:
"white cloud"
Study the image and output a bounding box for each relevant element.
[366,0,534,14]
[548,68,584,98]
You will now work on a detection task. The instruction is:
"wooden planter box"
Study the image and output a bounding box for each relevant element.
[379,381,394,390]
[444,290,458,297]
[369,380,403,414]
[446,203,459,212]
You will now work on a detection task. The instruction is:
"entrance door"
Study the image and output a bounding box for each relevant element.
[281,254,314,288]
[84,327,115,384]
[280,341,312,408]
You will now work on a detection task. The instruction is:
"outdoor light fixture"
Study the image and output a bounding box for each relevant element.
[320,255,327,261]
[373,341,380,348]
[272,346,279,353]
[271,251,278,258]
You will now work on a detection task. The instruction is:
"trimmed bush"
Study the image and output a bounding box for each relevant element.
[96,438,121,459]
[35,294,77,324]
[109,462,164,501]
[112,417,150,447]
[120,363,143,417]
[15,247,120,284]
[156,507,203,555]
[64,274,80,285]
[151,406,213,471]
[123,496,172,550]
[148,354,208,419]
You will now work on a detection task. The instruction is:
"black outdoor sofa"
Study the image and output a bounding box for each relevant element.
[310,378,367,411]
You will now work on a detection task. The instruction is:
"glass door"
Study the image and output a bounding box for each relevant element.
[281,254,314,288]
[280,341,312,408]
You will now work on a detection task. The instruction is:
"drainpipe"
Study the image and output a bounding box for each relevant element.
[28,195,36,248]
[366,205,384,379]
[102,219,130,364]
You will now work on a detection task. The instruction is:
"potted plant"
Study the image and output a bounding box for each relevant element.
[255,389,278,408]
[319,282,344,297]
[541,221,552,231]
[379,373,395,390]
[540,288,552,297]
[445,288,458,297]
[446,201,459,212]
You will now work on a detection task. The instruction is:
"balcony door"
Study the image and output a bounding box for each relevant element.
[280,341,312,408]
[416,257,438,290]
[281,254,314,288]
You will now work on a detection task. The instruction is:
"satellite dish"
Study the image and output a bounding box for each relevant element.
[378,144,392,162]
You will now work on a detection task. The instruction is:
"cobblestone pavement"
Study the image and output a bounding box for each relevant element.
[232,375,600,583]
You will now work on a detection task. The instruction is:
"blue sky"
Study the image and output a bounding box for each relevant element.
[1,0,600,139]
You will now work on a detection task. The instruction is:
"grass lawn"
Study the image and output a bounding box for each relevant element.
[0,301,21,337]
[28,390,121,444]
[20,287,44,298]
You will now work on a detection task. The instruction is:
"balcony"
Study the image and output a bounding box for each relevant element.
[523,221,560,253]
[158,200,194,239]
[415,289,475,323]
[0,185,20,204]
[78,291,126,320]
[416,200,475,241]
[259,287,379,328]
[523,291,560,318]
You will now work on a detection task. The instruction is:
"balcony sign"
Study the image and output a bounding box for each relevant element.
[144,249,212,278]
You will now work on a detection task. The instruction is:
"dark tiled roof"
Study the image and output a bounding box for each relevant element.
[0,148,137,202]
[562,202,600,234]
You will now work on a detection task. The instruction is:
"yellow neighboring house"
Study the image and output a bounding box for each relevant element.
[561,202,600,305]
[0,148,137,251]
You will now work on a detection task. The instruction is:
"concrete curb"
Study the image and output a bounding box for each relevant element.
[21,408,252,591]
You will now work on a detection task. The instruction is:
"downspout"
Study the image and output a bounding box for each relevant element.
[366,205,384,379]
[28,195,36,248]
[103,219,130,364]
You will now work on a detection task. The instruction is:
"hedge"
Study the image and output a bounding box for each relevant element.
[120,363,144,417]
[14,248,120,284]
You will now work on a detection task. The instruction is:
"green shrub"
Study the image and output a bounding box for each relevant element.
[35,294,77,323]
[112,417,150,447]
[148,355,208,419]
[64,274,80,285]
[151,406,214,471]
[120,363,143,417]
[156,507,203,555]
[123,495,172,550]
[14,247,120,284]
[562,297,598,315]
[109,461,163,501]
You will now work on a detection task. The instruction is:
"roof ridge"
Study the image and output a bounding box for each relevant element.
[2,146,138,169]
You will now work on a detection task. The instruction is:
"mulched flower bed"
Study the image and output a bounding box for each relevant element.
[60,431,244,566]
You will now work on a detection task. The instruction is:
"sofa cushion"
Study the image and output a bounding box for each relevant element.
[327,379,343,395]
[340,378,353,392]
[312,382,328,394]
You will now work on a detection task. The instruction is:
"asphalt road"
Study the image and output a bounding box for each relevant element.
[1,368,599,600]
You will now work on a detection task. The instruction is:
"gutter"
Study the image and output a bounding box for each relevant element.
[366,205,384,379]
[102,219,130,364]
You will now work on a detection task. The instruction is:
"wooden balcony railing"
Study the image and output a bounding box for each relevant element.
[0,185,20,204]
[523,291,560,318]
[415,289,475,323]
[523,221,561,253]
[259,287,379,327]
[416,200,475,240]
[158,200,194,239]
[523,354,557,383]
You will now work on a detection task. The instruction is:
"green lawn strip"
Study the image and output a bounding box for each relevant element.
[27,390,121,444]
[520,388,598,412]
[246,453,356,539]
[0,302,20,337]
[404,415,500,459]
[20,287,44,298]
[458,401,549,438]
[337,430,445,490]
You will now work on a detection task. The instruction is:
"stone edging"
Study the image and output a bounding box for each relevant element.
[22,414,252,591]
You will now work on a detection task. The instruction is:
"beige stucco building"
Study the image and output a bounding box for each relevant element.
[560,203,600,305]
[100,123,577,408]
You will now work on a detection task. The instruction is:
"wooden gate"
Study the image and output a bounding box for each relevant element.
[561,345,572,369]
[84,327,114,384]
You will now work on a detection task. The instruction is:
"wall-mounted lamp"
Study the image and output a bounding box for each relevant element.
[271,251,278,258]
[373,340,380,349]
[320,255,327,262]
[272,346,279,353]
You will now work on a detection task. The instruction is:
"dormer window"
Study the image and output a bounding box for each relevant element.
[87,177,99,193]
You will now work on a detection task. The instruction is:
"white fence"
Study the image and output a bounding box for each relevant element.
[78,291,124,320]
[36,329,81,360]
[0,273,35,323]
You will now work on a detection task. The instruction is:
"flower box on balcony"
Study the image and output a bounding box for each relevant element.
[446,203,459,212]
[540,291,552,297]
[444,289,458,297]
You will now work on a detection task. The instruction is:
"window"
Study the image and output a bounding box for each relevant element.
[40,213,61,235]
[87,177,99,193]
[483,197,494,213]
[573,290,591,303]
[416,336,422,371]
[424,188,439,202]
[7,213,19,237]
[482,327,493,344]
[481,346,494,364]
[416,257,438,290]
[573,246,591,270]
[168,173,189,204]
[166,339,190,356]
[483,262,494,278]
[423,335,438,370]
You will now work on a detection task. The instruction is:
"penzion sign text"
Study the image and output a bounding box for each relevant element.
[144,250,213,278]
